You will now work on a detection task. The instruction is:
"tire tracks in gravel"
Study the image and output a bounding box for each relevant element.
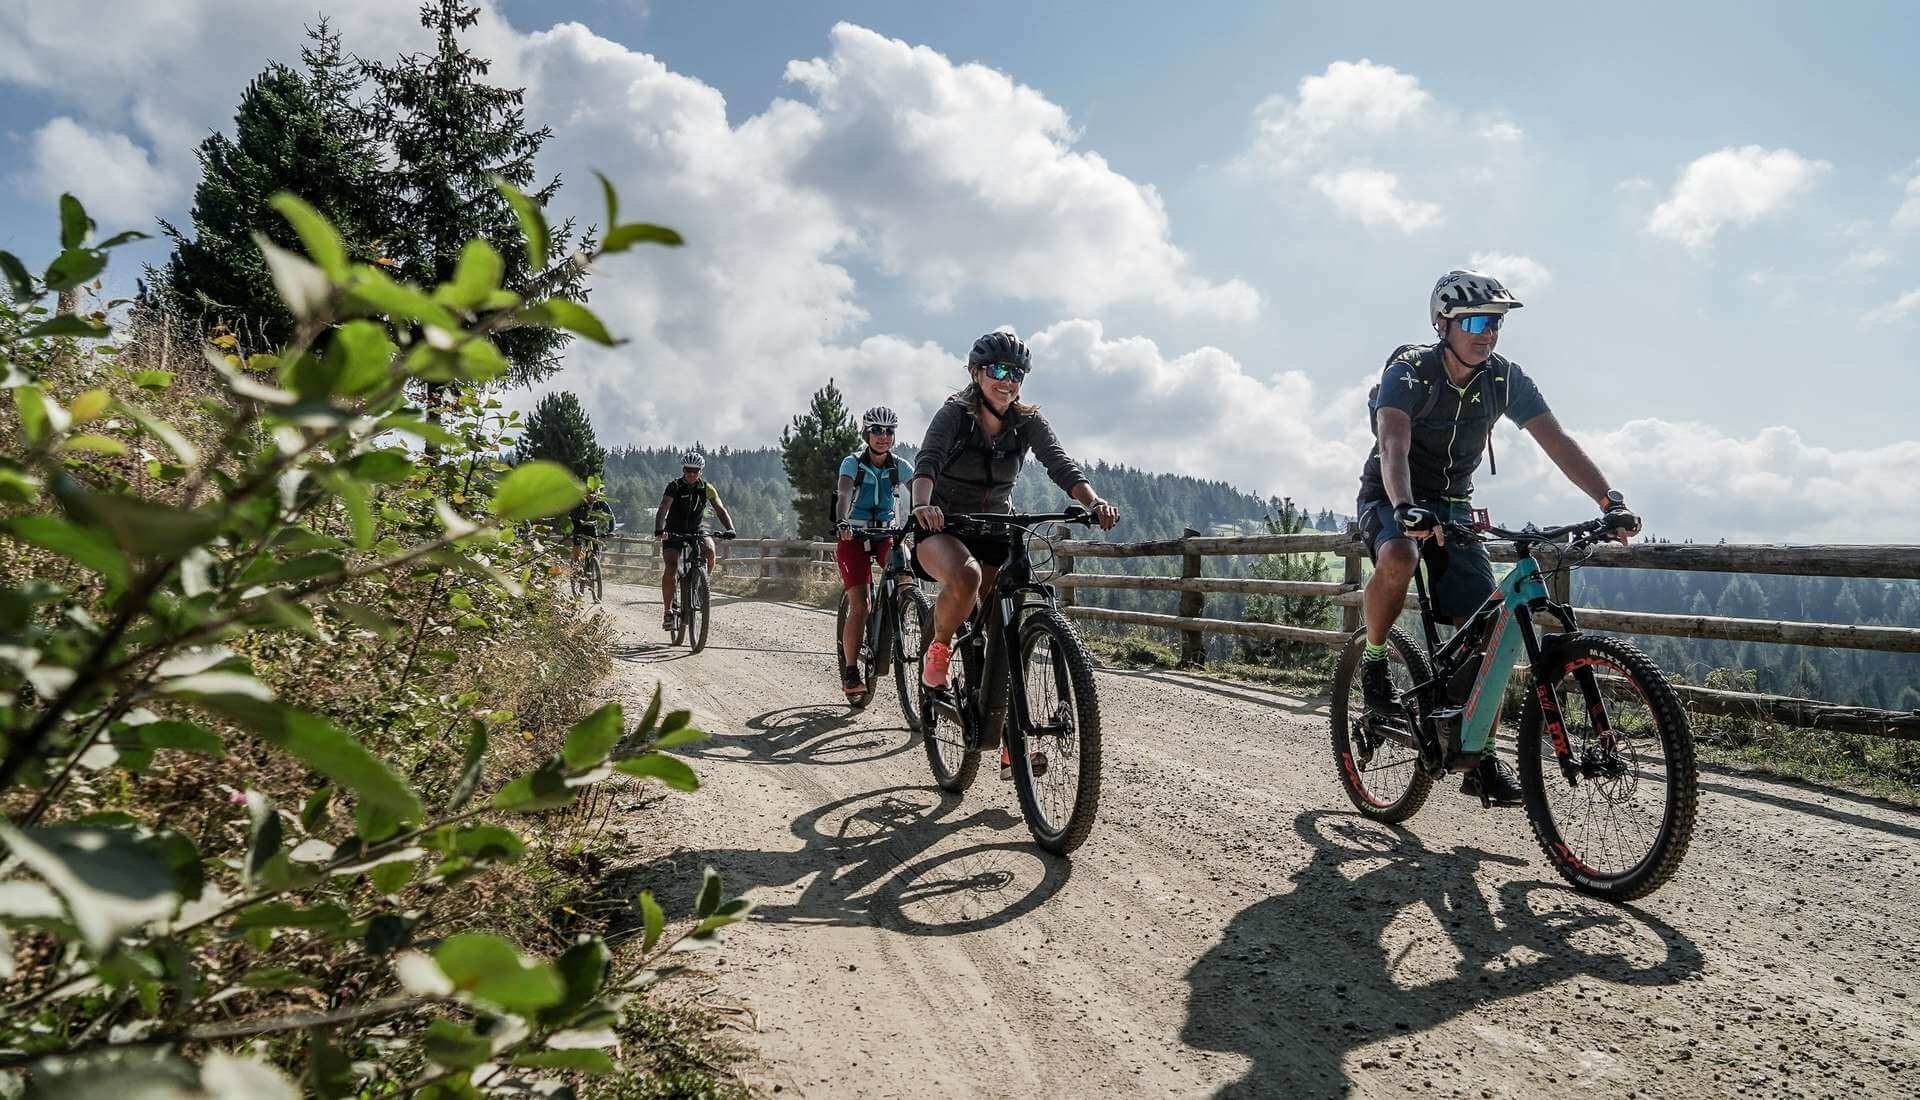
[592,582,1919,1099]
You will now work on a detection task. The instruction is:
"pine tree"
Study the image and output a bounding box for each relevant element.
[154,21,383,348]
[518,391,605,481]
[364,0,587,388]
[780,379,860,539]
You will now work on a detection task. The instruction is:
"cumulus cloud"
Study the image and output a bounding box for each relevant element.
[1862,289,1920,325]
[1240,58,1524,233]
[1465,252,1552,299]
[24,118,182,226]
[1485,420,1920,543]
[781,24,1258,321]
[1847,247,1890,270]
[1894,171,1920,229]
[1645,145,1830,251]
[1309,169,1441,232]
[1244,59,1432,173]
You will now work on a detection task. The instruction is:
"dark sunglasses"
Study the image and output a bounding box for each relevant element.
[1455,314,1504,335]
[984,362,1028,383]
[682,467,701,474]
[865,426,895,436]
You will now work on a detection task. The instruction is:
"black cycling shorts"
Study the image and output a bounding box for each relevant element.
[910,526,1012,582]
[1356,497,1494,620]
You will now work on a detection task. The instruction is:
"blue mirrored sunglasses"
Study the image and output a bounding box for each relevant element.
[985,362,1028,382]
[1455,314,1504,335]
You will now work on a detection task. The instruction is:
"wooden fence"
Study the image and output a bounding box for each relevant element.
[598,531,1920,740]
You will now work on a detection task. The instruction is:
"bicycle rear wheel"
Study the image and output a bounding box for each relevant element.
[1329,627,1434,823]
[835,589,875,708]
[1008,608,1101,855]
[688,570,712,653]
[1518,634,1697,901]
[893,586,933,733]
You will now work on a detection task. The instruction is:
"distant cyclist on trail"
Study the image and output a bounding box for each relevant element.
[1357,270,1640,805]
[568,487,616,570]
[910,331,1120,779]
[654,450,737,632]
[835,405,914,698]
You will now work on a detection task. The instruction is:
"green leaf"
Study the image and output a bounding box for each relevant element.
[602,222,684,252]
[68,388,110,421]
[58,194,92,249]
[344,266,459,331]
[44,249,106,292]
[490,460,584,522]
[335,476,375,551]
[253,233,332,320]
[511,1050,617,1074]
[97,229,150,249]
[638,890,665,954]
[369,858,415,895]
[524,298,618,346]
[346,449,414,484]
[324,319,397,396]
[594,170,620,227]
[67,492,220,558]
[300,786,332,833]
[239,965,318,991]
[112,720,224,756]
[61,433,126,456]
[635,684,663,736]
[563,701,624,769]
[0,825,179,954]
[432,932,565,1012]
[245,793,282,889]
[0,250,34,300]
[539,937,611,1027]
[447,720,487,812]
[613,753,698,793]
[14,384,54,444]
[307,1027,357,1099]
[494,176,549,269]
[654,727,708,749]
[423,1019,493,1070]
[117,400,200,465]
[3,514,131,588]
[270,193,348,280]
[165,692,423,830]
[253,553,344,587]
[659,709,692,734]
[441,239,504,310]
[331,601,399,639]
[447,823,523,862]
[23,314,110,339]
[374,413,457,447]
[0,466,41,504]
[128,369,172,389]
[490,761,573,813]
[229,901,351,931]
[695,865,723,919]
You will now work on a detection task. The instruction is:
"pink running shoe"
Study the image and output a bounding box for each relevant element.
[921,641,952,690]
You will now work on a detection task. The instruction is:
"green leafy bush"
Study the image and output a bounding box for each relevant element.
[0,184,732,1096]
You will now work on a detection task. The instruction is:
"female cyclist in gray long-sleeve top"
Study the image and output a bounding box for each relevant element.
[909,332,1120,729]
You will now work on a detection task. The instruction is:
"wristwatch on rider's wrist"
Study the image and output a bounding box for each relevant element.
[1602,489,1626,512]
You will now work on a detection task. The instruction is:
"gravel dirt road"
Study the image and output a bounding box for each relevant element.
[596,581,1918,1099]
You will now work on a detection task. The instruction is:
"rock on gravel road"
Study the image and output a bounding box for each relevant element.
[591,582,1918,1099]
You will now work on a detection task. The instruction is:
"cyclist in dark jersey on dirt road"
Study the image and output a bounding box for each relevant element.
[1356,269,1641,805]
[910,330,1120,779]
[653,449,737,632]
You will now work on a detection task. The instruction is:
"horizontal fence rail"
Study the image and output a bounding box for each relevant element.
[591,529,1920,738]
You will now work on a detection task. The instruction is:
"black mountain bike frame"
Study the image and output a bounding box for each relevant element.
[923,510,1090,749]
[844,526,914,676]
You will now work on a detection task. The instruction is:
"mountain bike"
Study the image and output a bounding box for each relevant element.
[663,530,735,653]
[917,507,1105,856]
[834,526,934,727]
[1329,511,1698,900]
[571,521,618,605]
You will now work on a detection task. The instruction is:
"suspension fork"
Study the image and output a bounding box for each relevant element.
[1516,606,1575,761]
[981,591,1028,745]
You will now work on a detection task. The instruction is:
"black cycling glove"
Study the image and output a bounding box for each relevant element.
[1393,503,1439,535]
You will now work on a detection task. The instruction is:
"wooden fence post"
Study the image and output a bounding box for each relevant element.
[1342,522,1363,635]
[1177,527,1206,667]
[1057,551,1076,609]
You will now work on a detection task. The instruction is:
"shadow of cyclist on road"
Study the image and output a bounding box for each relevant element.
[673,704,920,769]
[1181,810,1703,1097]
[607,784,1071,941]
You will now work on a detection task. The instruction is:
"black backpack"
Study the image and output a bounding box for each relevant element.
[1367,344,1508,476]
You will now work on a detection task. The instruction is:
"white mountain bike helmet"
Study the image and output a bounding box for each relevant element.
[680,449,705,469]
[861,406,898,431]
[1430,269,1524,330]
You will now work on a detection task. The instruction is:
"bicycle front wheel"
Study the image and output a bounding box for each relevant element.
[1329,627,1434,823]
[1518,634,1698,901]
[688,571,712,653]
[669,571,687,646]
[923,628,980,794]
[589,557,604,604]
[893,586,933,733]
[1008,608,1101,855]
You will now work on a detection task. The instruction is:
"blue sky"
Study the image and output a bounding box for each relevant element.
[4,1,1917,540]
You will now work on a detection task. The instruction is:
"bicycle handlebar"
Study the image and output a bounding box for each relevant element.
[932,506,1099,532]
[1453,510,1636,548]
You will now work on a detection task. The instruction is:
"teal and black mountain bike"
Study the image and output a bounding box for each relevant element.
[1329,512,1698,900]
